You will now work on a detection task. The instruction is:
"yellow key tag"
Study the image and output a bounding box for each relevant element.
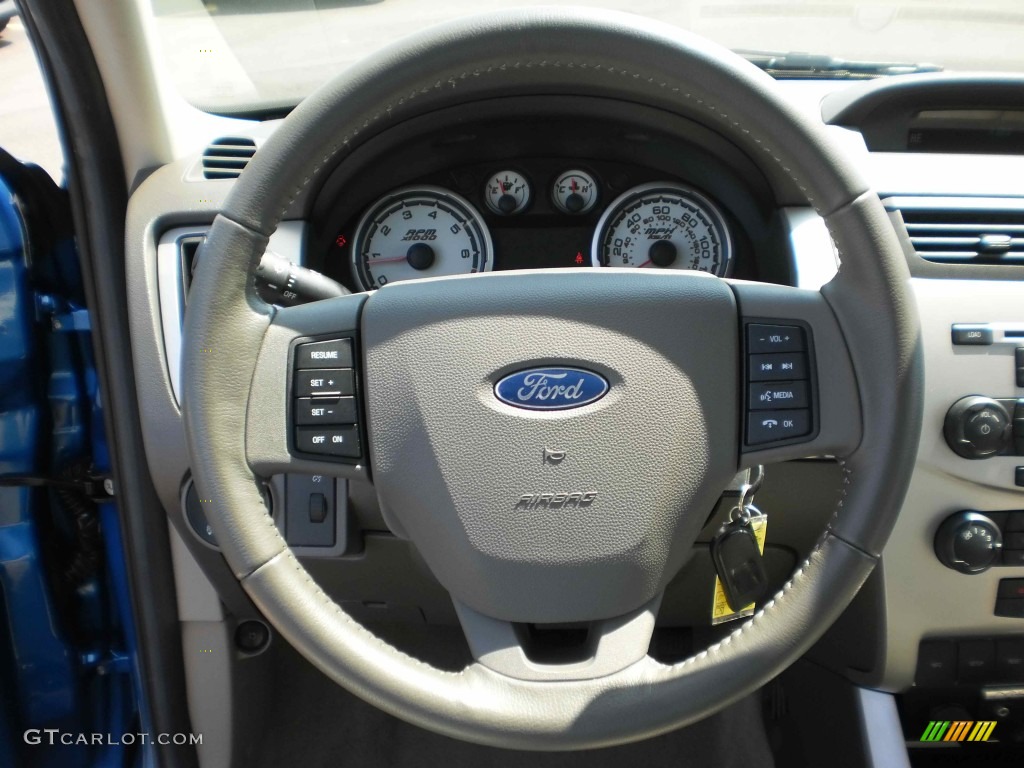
[711,514,768,625]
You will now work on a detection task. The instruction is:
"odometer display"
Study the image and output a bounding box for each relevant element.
[591,183,732,276]
[351,186,493,290]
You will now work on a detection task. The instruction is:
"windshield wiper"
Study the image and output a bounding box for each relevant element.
[736,50,943,79]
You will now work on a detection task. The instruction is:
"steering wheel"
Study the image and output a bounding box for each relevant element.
[182,8,922,750]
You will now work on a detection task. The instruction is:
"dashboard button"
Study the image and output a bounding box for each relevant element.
[747,324,805,354]
[916,640,956,687]
[996,599,1024,619]
[749,353,807,382]
[285,474,335,547]
[998,579,1024,600]
[296,339,353,369]
[746,409,810,445]
[1016,348,1024,387]
[295,369,354,397]
[951,324,993,345]
[958,639,995,682]
[295,397,357,425]
[748,381,809,411]
[997,639,1024,681]
[1014,401,1024,453]
[295,426,361,458]
[309,493,328,524]
[1017,467,1024,488]
[1004,550,1024,567]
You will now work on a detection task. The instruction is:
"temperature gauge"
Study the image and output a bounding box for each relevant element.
[552,170,598,214]
[485,170,531,215]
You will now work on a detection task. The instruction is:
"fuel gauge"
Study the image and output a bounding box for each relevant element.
[552,170,598,214]
[485,170,531,215]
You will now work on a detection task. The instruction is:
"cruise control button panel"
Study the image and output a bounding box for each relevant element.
[290,337,363,463]
[743,322,815,449]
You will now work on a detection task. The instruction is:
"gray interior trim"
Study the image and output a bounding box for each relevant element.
[181,622,235,768]
[982,685,1024,701]
[156,221,306,405]
[783,208,840,290]
[168,523,223,622]
[855,687,912,768]
[453,596,661,682]
[884,195,1024,215]
[821,73,1024,125]
[869,154,1024,200]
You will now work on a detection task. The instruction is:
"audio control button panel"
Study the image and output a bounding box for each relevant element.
[743,321,817,449]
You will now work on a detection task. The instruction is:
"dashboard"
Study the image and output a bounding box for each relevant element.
[125,72,1024,752]
[303,100,784,292]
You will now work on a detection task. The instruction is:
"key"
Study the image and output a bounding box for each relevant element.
[711,509,769,612]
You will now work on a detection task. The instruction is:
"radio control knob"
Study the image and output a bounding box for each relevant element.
[944,396,1012,459]
[935,511,1002,574]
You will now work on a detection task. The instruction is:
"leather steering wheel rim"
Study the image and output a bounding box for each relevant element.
[182,8,922,750]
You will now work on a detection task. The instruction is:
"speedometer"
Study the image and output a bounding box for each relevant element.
[591,183,733,276]
[351,186,493,290]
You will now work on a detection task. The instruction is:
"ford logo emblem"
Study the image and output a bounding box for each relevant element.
[494,367,609,411]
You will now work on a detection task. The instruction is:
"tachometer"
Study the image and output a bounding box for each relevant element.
[352,186,493,290]
[591,183,732,276]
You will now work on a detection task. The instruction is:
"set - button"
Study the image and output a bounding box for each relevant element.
[745,323,813,446]
[292,338,361,460]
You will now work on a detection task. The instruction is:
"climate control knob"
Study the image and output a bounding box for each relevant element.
[935,511,1003,574]
[944,396,1012,459]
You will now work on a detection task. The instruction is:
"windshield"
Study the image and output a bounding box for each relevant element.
[148,0,1024,114]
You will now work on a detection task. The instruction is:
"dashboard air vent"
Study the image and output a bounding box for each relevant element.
[201,137,256,179]
[886,198,1024,265]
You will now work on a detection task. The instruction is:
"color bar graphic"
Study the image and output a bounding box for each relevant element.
[919,721,996,742]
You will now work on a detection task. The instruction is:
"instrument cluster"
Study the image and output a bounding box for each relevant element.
[325,157,746,292]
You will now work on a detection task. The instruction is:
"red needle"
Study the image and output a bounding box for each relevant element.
[636,259,653,268]
[571,178,578,192]
[370,255,409,263]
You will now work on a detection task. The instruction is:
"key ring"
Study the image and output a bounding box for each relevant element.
[737,464,764,513]
[729,502,762,526]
